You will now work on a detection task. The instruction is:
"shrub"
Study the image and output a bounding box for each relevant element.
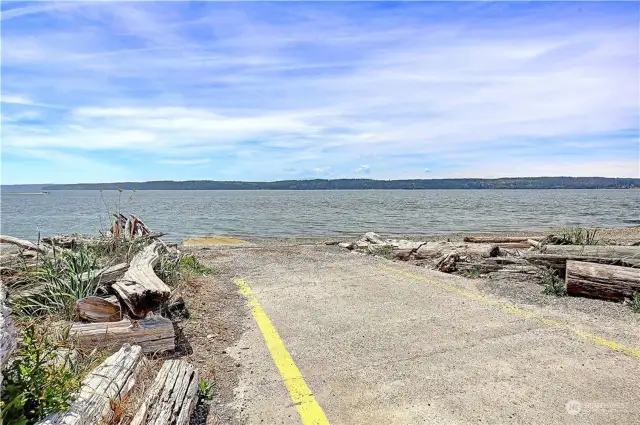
[179,255,214,275]
[632,292,640,314]
[540,267,566,296]
[1,325,80,425]
[557,227,600,246]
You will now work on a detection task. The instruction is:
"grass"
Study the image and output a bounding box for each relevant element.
[631,292,640,314]
[461,268,483,279]
[540,267,567,296]
[179,255,215,275]
[13,247,100,319]
[556,227,600,246]
[369,245,395,260]
[198,378,215,401]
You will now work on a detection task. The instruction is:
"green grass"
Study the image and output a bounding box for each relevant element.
[631,292,640,314]
[14,247,100,319]
[198,378,215,401]
[461,268,483,279]
[556,227,600,246]
[540,267,567,296]
[178,255,214,275]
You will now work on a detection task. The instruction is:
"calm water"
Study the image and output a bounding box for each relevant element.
[1,190,638,241]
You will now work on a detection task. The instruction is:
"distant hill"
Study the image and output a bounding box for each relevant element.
[17,177,639,190]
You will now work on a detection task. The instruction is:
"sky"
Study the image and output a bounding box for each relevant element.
[1,1,639,184]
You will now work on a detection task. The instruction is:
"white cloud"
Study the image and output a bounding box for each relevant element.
[1,2,637,181]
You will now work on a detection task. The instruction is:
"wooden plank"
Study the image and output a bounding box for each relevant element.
[75,296,122,322]
[566,261,640,302]
[523,254,640,270]
[111,242,171,317]
[130,359,199,425]
[36,344,146,425]
[70,315,175,354]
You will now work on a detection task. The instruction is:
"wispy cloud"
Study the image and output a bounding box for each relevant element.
[158,158,211,165]
[1,2,638,183]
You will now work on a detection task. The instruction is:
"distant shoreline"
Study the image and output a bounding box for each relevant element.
[2,177,639,191]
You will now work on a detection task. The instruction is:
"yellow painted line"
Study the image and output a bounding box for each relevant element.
[235,279,330,425]
[382,266,640,361]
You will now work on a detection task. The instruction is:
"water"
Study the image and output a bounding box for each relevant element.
[1,190,638,241]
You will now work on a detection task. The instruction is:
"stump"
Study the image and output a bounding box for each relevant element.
[112,242,171,317]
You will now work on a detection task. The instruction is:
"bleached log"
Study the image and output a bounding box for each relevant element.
[79,263,129,287]
[463,236,542,243]
[112,242,170,317]
[0,235,47,254]
[75,296,122,322]
[36,344,145,425]
[130,360,199,425]
[527,239,542,249]
[541,245,640,259]
[1,285,17,395]
[566,261,640,302]
[523,253,640,270]
[70,315,175,354]
[414,242,499,261]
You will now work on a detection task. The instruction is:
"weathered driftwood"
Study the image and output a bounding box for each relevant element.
[41,235,88,249]
[363,232,385,245]
[566,261,640,302]
[0,235,47,254]
[463,236,541,243]
[36,344,145,425]
[527,239,542,249]
[80,262,129,287]
[75,296,122,322]
[494,242,531,249]
[523,253,640,270]
[1,285,17,395]
[130,359,199,425]
[414,242,499,261]
[541,245,640,259]
[70,315,175,354]
[112,242,170,317]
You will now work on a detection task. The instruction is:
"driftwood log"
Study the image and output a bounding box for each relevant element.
[75,296,122,322]
[112,242,170,317]
[463,236,542,243]
[130,360,199,425]
[414,242,499,261]
[1,285,17,395]
[524,254,640,271]
[36,344,145,425]
[69,315,175,354]
[541,245,640,259]
[0,235,47,254]
[566,261,640,302]
[81,262,129,287]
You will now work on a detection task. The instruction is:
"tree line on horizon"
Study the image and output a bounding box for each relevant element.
[30,177,640,190]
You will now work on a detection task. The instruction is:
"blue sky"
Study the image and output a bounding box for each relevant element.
[1,1,639,184]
